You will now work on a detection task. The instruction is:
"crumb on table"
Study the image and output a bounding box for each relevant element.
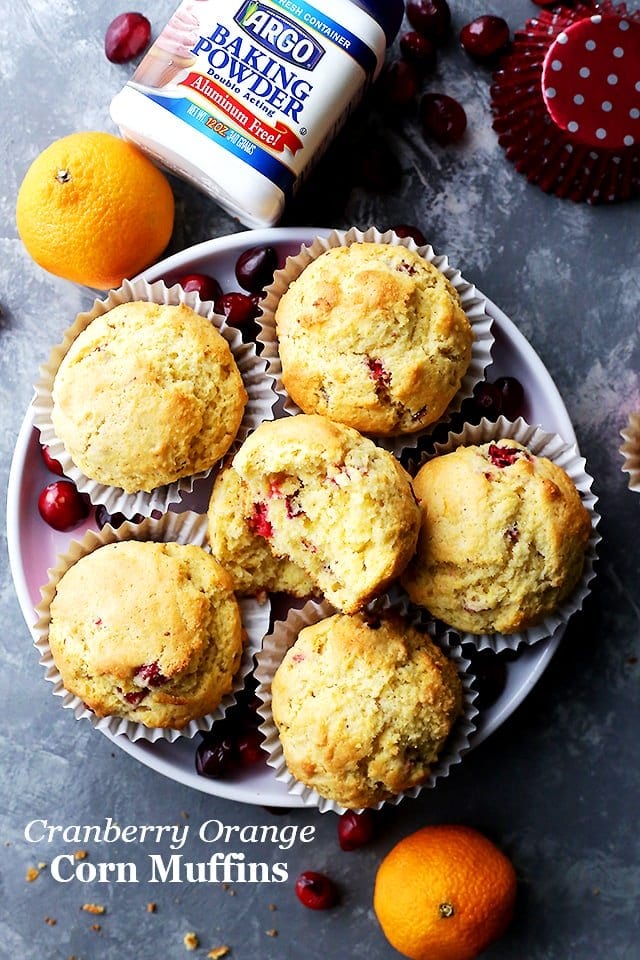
[184,931,199,951]
[82,903,106,915]
[207,947,230,959]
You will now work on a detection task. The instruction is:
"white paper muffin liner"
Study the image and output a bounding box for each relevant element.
[254,597,478,814]
[620,412,640,493]
[257,226,494,456]
[34,510,270,743]
[32,277,277,517]
[407,416,601,654]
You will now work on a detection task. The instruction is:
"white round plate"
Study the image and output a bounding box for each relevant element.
[8,227,577,808]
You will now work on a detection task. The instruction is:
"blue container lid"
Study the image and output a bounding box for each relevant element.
[352,0,405,46]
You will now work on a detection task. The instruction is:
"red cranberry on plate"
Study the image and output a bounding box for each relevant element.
[399,31,437,74]
[175,272,223,302]
[338,810,376,851]
[406,0,452,46]
[235,246,278,293]
[420,93,467,145]
[41,445,64,476]
[236,727,266,767]
[295,871,338,910]
[105,12,151,64]
[494,376,525,420]
[195,720,239,778]
[460,16,510,61]
[38,480,90,531]
[472,380,504,421]
[389,224,427,246]
[214,291,261,329]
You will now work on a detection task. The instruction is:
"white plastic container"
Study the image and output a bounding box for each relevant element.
[110,0,404,227]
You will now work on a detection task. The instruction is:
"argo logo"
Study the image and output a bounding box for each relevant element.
[235,1,325,70]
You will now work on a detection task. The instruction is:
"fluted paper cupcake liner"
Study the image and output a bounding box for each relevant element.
[407,416,600,653]
[254,597,478,814]
[258,226,494,457]
[620,412,640,492]
[33,277,277,518]
[34,510,270,743]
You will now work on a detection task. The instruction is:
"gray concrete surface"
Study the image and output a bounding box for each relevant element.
[1,1,639,958]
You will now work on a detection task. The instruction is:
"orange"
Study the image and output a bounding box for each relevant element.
[16,131,174,289]
[373,824,517,960]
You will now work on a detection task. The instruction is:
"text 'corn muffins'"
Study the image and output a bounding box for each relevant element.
[48,540,243,729]
[51,301,247,493]
[275,242,474,435]
[401,439,592,634]
[231,415,420,613]
[271,612,463,808]
[207,463,316,598]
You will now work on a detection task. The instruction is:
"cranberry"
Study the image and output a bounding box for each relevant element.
[488,444,520,468]
[237,727,266,767]
[472,380,503,421]
[420,93,467,145]
[357,140,402,193]
[38,480,90,531]
[214,291,261,329]
[95,504,144,529]
[123,689,147,706]
[338,810,375,851]
[494,376,525,420]
[175,272,223,302]
[41,445,64,476]
[376,60,420,112]
[399,31,437,73]
[105,12,151,64]
[248,502,273,539]
[134,661,168,687]
[406,0,452,46]
[460,16,510,61]
[195,721,239,778]
[468,649,508,710]
[295,871,338,910]
[390,224,427,246]
[235,246,278,293]
[367,357,391,387]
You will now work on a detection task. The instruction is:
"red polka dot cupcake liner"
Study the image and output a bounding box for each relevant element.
[491,2,640,203]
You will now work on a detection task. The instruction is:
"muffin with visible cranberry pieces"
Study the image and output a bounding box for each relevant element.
[48,540,243,729]
[270,612,463,809]
[401,439,592,634]
[275,242,474,435]
[231,414,421,614]
[207,463,317,598]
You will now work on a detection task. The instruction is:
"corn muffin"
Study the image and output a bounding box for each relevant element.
[48,540,243,729]
[275,242,474,435]
[271,612,463,808]
[207,463,316,598]
[402,439,592,634]
[231,415,420,613]
[51,301,247,493]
